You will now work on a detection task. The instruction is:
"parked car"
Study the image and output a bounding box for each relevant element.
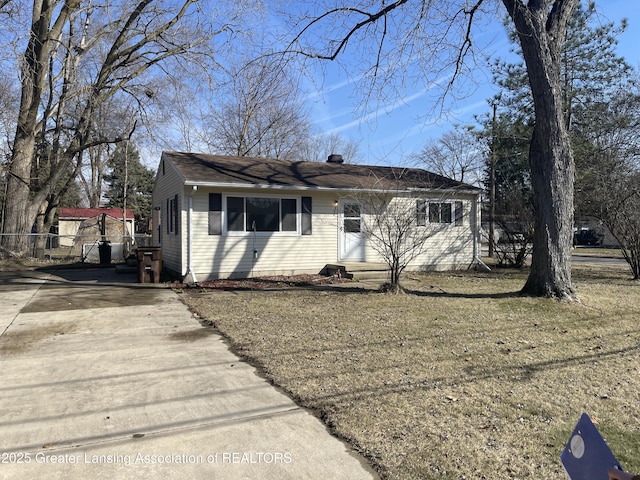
[573,229,604,246]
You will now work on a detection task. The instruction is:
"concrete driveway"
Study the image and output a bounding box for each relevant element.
[0,267,376,479]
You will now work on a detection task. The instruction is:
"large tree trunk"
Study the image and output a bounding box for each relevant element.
[33,198,57,259]
[1,0,80,255]
[3,0,46,253]
[3,139,35,254]
[504,0,579,301]
[523,109,576,299]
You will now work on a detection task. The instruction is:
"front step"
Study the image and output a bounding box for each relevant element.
[323,263,390,281]
[324,264,352,279]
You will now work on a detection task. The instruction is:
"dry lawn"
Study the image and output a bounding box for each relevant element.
[180,264,640,479]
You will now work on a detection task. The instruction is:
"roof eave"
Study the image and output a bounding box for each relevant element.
[184,181,395,193]
[406,186,483,195]
[183,180,478,195]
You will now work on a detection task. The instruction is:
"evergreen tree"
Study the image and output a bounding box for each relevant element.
[103,144,154,226]
[485,1,631,230]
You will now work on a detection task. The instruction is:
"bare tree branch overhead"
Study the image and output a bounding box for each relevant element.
[285,0,581,299]
[288,0,410,61]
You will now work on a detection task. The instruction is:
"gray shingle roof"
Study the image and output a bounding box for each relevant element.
[161,151,480,192]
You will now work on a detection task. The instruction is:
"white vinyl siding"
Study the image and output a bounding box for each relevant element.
[189,190,338,279]
[151,159,185,276]
[364,195,479,272]
[187,191,479,279]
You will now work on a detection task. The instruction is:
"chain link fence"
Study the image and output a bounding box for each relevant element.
[0,233,153,263]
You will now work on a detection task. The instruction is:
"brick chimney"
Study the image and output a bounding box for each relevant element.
[327,154,344,164]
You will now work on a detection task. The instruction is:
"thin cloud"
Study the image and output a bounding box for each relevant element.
[305,73,365,102]
[323,74,451,135]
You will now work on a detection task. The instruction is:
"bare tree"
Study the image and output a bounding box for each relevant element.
[492,186,534,268]
[577,82,640,279]
[1,0,232,255]
[299,130,361,163]
[601,174,640,279]
[348,170,464,293]
[414,127,484,185]
[0,0,20,27]
[156,80,210,153]
[205,56,312,160]
[502,1,579,299]
[76,97,140,208]
[287,0,580,300]
[78,144,109,208]
[361,190,446,293]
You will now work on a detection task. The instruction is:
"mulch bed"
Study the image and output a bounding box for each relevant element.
[172,274,349,291]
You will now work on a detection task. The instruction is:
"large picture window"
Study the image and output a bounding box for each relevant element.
[224,196,309,234]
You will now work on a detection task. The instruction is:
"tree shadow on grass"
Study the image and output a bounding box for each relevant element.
[402,286,522,300]
[462,342,640,384]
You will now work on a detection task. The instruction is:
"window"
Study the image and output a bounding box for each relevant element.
[281,198,297,231]
[227,197,245,232]
[167,195,179,235]
[343,202,362,233]
[417,200,463,226]
[441,203,452,223]
[246,197,280,231]
[417,200,427,226]
[301,197,312,235]
[209,193,222,235]
[454,201,464,226]
[222,196,312,234]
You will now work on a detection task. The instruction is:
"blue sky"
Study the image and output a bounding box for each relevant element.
[305,1,640,167]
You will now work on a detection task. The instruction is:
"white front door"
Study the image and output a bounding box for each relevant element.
[339,200,365,261]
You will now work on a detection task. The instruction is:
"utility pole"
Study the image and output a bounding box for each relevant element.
[122,121,137,258]
[123,140,129,259]
[489,102,497,258]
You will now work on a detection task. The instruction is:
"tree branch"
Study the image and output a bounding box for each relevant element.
[288,0,409,60]
[449,0,486,89]
[547,0,577,45]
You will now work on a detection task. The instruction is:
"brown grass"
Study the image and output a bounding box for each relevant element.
[181,264,639,479]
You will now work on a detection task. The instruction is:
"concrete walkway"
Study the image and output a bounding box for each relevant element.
[0,267,377,479]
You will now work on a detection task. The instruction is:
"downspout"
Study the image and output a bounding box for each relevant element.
[184,185,198,284]
[471,193,491,271]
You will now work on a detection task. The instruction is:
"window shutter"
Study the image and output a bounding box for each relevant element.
[166,199,170,234]
[208,193,222,235]
[301,196,312,235]
[174,194,179,236]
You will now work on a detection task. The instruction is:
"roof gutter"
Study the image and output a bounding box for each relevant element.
[183,181,481,196]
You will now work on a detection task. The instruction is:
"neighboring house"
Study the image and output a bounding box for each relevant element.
[574,217,619,247]
[152,151,483,282]
[58,208,135,245]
